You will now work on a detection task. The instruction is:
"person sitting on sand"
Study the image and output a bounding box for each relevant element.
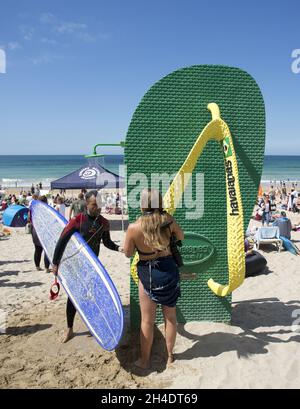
[293,196,299,213]
[52,190,123,343]
[1,199,7,211]
[123,188,184,369]
[272,211,293,239]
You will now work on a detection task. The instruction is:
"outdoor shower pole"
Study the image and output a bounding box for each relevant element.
[85,142,126,233]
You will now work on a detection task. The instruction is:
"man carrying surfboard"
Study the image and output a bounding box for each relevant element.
[52,190,123,343]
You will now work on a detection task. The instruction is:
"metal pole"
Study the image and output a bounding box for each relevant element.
[85,142,125,159]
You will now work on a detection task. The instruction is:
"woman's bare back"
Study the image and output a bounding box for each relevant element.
[130,214,183,260]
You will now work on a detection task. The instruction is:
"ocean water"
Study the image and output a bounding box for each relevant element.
[0,155,299,188]
[261,156,300,182]
[0,155,124,188]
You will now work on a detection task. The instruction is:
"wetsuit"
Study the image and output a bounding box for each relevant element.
[53,212,119,328]
[32,226,50,269]
[29,209,50,269]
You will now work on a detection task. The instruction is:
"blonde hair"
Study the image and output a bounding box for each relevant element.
[140,189,170,251]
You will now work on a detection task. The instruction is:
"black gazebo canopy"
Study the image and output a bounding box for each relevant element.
[51,163,124,190]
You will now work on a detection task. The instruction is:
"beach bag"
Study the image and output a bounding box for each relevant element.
[161,220,183,267]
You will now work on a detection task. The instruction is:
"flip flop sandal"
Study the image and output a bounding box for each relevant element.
[125,65,265,327]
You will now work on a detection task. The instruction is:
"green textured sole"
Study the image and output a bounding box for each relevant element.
[125,65,265,329]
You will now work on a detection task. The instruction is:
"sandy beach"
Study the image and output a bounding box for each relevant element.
[0,209,300,389]
[2,0,300,393]
[2,181,298,197]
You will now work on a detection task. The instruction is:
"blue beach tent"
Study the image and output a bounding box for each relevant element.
[3,205,29,227]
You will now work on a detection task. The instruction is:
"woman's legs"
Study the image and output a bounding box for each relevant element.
[162,305,177,365]
[262,212,270,226]
[137,281,157,369]
[34,245,43,269]
[34,245,50,272]
[62,298,76,343]
[44,253,50,270]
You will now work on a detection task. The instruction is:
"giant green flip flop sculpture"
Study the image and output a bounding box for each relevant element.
[125,65,265,327]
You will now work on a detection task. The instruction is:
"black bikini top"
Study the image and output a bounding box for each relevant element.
[136,248,157,256]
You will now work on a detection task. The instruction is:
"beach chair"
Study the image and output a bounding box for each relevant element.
[255,227,282,252]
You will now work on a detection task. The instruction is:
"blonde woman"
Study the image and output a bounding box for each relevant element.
[124,189,184,369]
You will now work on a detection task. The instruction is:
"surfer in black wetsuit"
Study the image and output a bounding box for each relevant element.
[52,190,123,343]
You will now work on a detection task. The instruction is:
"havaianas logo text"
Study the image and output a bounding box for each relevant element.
[226,159,239,217]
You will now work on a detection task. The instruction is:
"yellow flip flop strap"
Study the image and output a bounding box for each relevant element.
[131,103,245,297]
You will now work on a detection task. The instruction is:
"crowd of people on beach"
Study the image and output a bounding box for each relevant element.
[0,188,125,215]
[1,182,300,370]
[255,184,299,235]
[27,184,300,369]
[1,187,181,368]
[0,188,126,280]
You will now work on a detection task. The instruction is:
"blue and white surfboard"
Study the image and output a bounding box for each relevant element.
[30,200,124,351]
[280,236,300,256]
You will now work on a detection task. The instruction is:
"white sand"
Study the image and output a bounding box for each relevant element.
[1,212,300,389]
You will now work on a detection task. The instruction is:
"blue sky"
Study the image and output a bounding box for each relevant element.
[0,0,299,155]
